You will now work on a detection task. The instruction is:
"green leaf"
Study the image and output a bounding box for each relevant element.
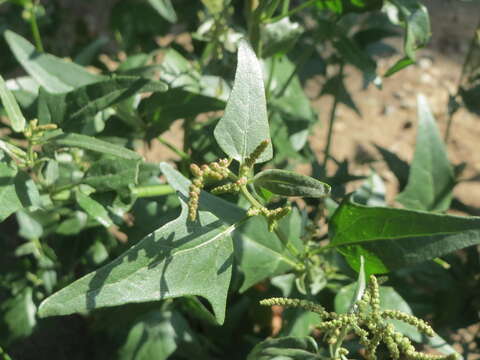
[0,162,39,222]
[160,48,200,90]
[83,158,140,192]
[214,40,273,164]
[147,0,177,23]
[0,287,36,345]
[37,76,168,129]
[118,310,200,360]
[388,0,431,60]
[0,74,26,132]
[335,283,460,358]
[49,133,141,160]
[385,56,415,77]
[16,210,43,240]
[139,88,225,138]
[247,336,321,360]
[396,95,455,212]
[253,169,331,198]
[330,196,480,274]
[266,56,317,151]
[4,30,101,93]
[75,191,114,228]
[38,163,245,324]
[233,215,301,292]
[261,18,303,58]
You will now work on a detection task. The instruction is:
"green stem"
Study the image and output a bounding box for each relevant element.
[158,137,190,160]
[322,63,344,175]
[240,184,264,209]
[445,21,479,143]
[265,54,277,100]
[444,110,456,143]
[132,184,175,198]
[29,0,44,52]
[264,0,316,23]
[0,345,13,360]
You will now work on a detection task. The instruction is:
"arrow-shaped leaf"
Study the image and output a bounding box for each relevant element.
[38,164,245,324]
[214,40,273,164]
[396,95,455,212]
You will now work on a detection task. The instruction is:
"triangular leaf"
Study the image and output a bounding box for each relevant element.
[214,40,273,164]
[396,95,455,212]
[38,164,245,324]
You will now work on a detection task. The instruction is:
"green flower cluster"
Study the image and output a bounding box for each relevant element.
[246,204,291,231]
[261,276,457,360]
[188,158,230,221]
[187,139,290,230]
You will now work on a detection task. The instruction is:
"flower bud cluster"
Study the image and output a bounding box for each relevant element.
[188,158,230,221]
[260,297,329,318]
[24,119,58,145]
[211,176,247,195]
[259,275,458,360]
[243,140,270,169]
[247,204,291,231]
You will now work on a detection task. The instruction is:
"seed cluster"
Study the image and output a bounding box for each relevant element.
[247,204,291,231]
[188,158,230,221]
[260,276,457,360]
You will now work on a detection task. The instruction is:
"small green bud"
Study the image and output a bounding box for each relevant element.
[244,139,270,168]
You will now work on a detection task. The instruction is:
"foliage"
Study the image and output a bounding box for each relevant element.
[0,0,478,359]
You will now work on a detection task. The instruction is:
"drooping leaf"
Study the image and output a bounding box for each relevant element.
[214,40,273,164]
[330,196,480,274]
[147,0,177,23]
[0,74,26,132]
[387,0,431,60]
[38,163,245,324]
[37,76,168,129]
[396,95,455,212]
[247,336,321,360]
[75,191,114,228]
[335,283,460,358]
[48,133,141,160]
[253,169,331,198]
[4,30,101,93]
[385,56,415,77]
